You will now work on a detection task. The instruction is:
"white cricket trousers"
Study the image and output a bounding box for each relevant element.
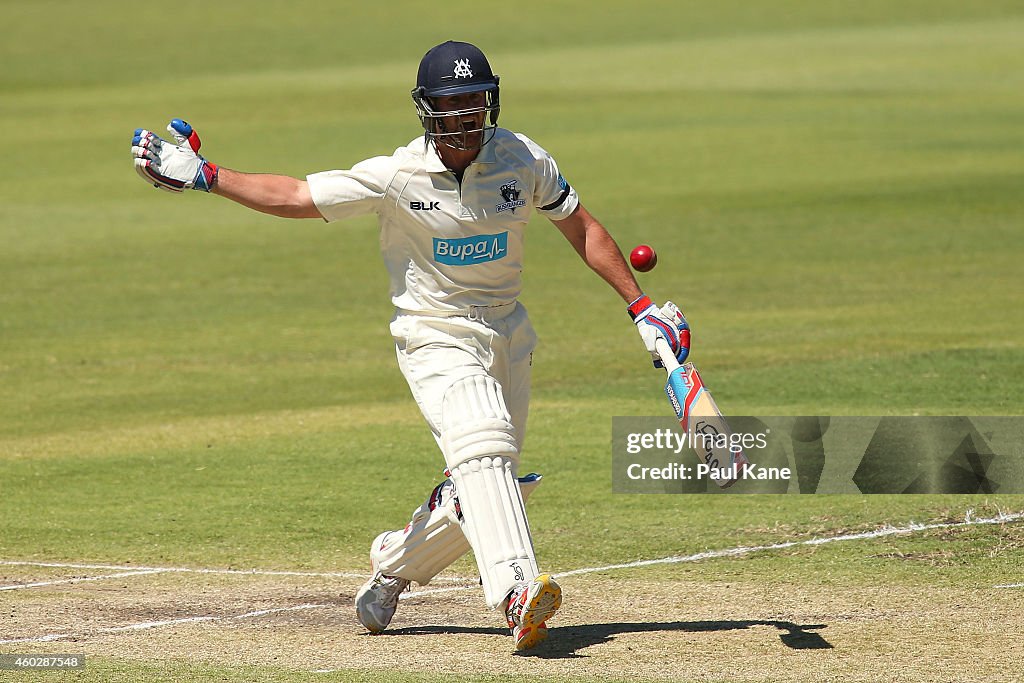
[390,301,537,453]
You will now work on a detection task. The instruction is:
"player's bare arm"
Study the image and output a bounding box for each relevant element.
[213,168,321,219]
[551,203,642,303]
[553,204,692,368]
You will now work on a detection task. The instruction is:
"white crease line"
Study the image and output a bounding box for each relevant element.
[0,634,71,644]
[403,510,1024,600]
[994,583,1024,589]
[553,510,1024,579]
[105,603,331,632]
[18,509,1019,592]
[0,604,331,645]
[0,569,168,592]
[0,560,470,583]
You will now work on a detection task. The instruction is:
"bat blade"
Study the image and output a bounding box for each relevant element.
[664,362,750,488]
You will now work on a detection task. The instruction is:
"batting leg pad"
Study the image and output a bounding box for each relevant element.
[441,375,521,470]
[441,375,539,609]
[373,478,467,585]
[372,474,544,586]
[450,457,539,609]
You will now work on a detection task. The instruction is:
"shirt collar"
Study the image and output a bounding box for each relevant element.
[420,134,497,173]
[475,136,497,164]
[421,136,448,172]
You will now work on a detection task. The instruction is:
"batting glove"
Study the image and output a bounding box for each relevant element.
[131,119,218,193]
[628,295,691,368]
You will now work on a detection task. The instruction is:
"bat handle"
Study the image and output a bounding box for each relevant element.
[654,337,682,373]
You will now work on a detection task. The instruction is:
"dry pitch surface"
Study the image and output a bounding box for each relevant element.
[3,521,1023,682]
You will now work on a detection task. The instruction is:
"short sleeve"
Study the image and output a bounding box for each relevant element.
[513,134,579,220]
[306,156,395,222]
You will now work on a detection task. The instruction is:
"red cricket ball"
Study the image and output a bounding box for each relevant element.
[629,244,658,272]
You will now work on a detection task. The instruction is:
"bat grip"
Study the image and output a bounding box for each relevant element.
[654,337,682,373]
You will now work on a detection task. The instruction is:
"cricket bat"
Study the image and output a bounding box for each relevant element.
[655,338,750,488]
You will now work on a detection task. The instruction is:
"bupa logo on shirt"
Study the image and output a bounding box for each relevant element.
[433,232,508,266]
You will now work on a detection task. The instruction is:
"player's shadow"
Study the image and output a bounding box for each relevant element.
[381,620,832,658]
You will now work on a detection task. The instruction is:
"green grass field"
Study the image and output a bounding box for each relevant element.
[2,2,1023,681]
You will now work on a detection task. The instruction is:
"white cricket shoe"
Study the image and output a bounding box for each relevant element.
[505,573,562,650]
[355,532,410,633]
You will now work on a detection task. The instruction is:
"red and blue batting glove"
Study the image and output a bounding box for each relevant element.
[131,119,218,193]
[628,295,691,368]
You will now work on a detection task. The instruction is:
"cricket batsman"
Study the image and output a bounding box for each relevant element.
[130,40,691,650]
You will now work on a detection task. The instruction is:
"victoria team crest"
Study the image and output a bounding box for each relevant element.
[453,59,473,79]
[496,180,527,213]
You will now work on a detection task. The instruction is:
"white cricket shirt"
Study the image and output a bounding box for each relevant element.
[306,129,579,313]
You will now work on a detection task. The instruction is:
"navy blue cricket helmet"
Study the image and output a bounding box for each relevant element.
[412,41,500,150]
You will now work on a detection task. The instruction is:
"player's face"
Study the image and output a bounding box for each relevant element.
[433,92,487,149]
